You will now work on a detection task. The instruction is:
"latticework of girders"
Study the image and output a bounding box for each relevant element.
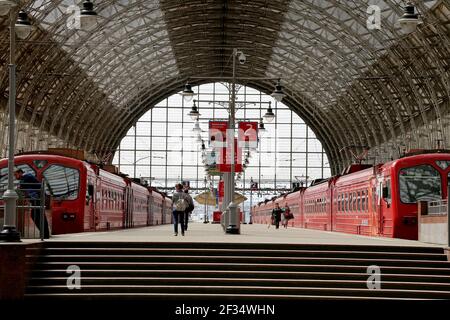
[0,0,448,174]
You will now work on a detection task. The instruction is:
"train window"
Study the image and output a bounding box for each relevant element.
[399,165,441,204]
[42,165,79,200]
[357,192,360,211]
[361,192,365,211]
[366,191,369,212]
[383,179,391,204]
[0,164,36,185]
[436,160,450,170]
[33,160,48,169]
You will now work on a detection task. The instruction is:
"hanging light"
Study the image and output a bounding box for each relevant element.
[0,1,17,16]
[201,141,206,150]
[181,82,194,102]
[258,119,266,135]
[263,102,275,123]
[79,0,98,31]
[188,100,200,121]
[271,79,286,102]
[398,2,421,34]
[15,10,33,40]
[193,121,202,133]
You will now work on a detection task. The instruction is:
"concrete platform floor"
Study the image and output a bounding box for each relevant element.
[37,222,444,247]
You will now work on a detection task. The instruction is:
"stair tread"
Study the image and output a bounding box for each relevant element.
[38,241,444,251]
[33,247,446,257]
[25,284,450,294]
[23,293,437,300]
[30,261,450,269]
[27,277,450,287]
[28,254,450,265]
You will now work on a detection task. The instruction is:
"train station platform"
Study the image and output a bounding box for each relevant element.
[44,222,443,247]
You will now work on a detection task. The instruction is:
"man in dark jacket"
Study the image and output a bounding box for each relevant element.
[183,187,194,232]
[14,169,50,238]
[271,203,283,229]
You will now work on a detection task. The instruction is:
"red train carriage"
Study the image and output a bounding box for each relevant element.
[252,151,450,240]
[0,153,171,235]
[124,178,149,228]
[150,189,164,225]
[333,166,375,236]
[379,153,450,239]
[0,155,96,234]
[281,190,303,228]
[163,195,173,225]
[303,178,335,231]
[94,168,127,231]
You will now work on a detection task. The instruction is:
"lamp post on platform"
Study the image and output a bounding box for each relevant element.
[0,4,33,242]
[203,177,209,223]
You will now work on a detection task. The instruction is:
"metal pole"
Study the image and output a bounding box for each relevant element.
[203,179,208,223]
[248,185,253,224]
[40,181,45,241]
[447,185,449,247]
[225,48,239,234]
[0,10,20,242]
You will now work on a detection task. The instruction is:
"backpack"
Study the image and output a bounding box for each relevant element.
[187,202,194,213]
[175,198,188,211]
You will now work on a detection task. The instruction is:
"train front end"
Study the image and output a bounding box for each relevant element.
[389,152,450,240]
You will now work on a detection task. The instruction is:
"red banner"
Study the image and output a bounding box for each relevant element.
[238,121,258,149]
[218,180,224,198]
[218,138,242,172]
[209,121,228,148]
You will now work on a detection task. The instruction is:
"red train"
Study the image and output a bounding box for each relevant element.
[252,151,450,240]
[0,153,172,235]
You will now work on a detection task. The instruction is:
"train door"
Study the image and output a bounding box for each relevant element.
[376,175,392,236]
[328,185,333,231]
[86,179,95,231]
[147,194,153,226]
[124,187,133,228]
[94,178,101,230]
[368,178,378,236]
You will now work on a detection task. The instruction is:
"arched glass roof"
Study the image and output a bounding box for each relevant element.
[0,0,448,174]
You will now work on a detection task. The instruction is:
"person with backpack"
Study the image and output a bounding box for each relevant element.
[172,183,190,236]
[183,187,194,232]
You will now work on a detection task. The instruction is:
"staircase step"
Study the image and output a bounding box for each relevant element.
[35,241,444,254]
[26,277,450,291]
[23,293,435,301]
[28,262,450,275]
[30,247,448,261]
[28,269,450,283]
[28,254,450,268]
[25,285,450,299]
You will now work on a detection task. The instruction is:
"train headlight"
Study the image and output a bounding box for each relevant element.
[62,213,76,221]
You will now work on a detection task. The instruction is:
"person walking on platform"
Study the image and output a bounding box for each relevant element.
[172,183,189,236]
[282,203,293,229]
[183,187,194,232]
[14,168,50,239]
[271,203,283,229]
